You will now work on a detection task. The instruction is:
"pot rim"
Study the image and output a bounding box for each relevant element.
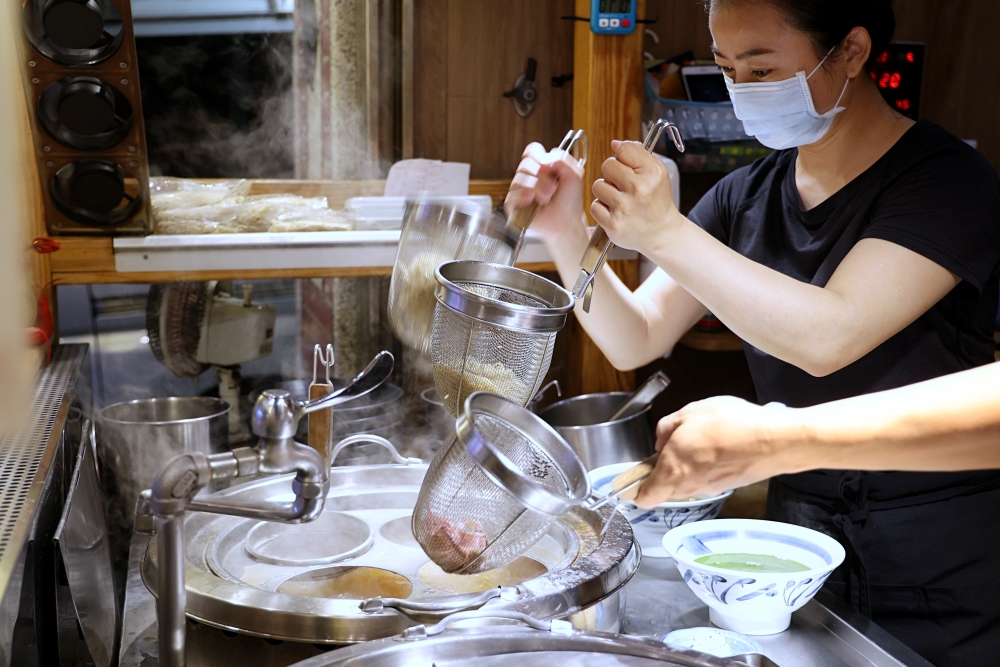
[539,392,651,430]
[99,396,231,426]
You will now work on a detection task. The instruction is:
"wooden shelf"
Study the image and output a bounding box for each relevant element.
[46,178,525,285]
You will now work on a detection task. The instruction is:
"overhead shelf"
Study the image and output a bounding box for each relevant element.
[50,230,636,284]
[45,178,637,284]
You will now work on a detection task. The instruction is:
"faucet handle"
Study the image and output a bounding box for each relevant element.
[251,351,395,440]
[296,351,394,417]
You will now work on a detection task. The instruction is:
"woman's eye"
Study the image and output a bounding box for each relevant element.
[719,66,734,74]
[752,70,772,78]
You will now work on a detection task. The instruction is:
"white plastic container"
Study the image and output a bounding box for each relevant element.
[345,195,494,230]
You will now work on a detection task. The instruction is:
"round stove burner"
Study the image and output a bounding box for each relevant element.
[51,160,142,227]
[24,0,125,66]
[43,0,105,50]
[38,77,134,151]
[245,512,373,566]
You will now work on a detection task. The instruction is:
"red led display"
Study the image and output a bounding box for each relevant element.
[869,42,924,120]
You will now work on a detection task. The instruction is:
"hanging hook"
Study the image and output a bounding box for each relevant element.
[313,344,335,384]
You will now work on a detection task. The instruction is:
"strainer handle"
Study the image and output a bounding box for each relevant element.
[360,585,519,616]
[329,435,421,466]
[401,609,574,639]
[296,351,394,416]
[572,120,684,313]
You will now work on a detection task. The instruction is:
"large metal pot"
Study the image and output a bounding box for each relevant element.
[97,397,230,559]
[538,392,654,470]
[284,611,753,667]
[139,443,638,647]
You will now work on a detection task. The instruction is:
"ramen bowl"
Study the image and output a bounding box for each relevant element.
[662,519,846,635]
[588,462,733,558]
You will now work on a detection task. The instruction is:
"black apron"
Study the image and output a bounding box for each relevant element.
[768,471,1000,667]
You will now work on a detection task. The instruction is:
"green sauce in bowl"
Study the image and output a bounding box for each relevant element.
[694,553,809,573]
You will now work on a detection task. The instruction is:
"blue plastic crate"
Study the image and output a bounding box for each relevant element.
[645,78,751,143]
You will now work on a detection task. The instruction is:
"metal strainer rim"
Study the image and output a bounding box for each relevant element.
[434,261,574,332]
[455,392,591,516]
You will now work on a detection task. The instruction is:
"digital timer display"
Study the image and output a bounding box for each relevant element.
[868,42,925,120]
[600,0,632,12]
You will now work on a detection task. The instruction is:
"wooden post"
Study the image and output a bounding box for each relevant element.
[568,0,646,395]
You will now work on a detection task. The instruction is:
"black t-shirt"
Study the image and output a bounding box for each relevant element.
[688,121,1000,407]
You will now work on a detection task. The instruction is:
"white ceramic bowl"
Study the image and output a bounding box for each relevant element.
[589,462,733,558]
[662,519,846,635]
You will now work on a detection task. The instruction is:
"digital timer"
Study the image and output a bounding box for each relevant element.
[868,41,925,120]
[590,0,637,35]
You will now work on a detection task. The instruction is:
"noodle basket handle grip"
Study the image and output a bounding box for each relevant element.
[360,586,520,616]
[400,609,573,640]
[329,434,421,466]
[572,120,684,312]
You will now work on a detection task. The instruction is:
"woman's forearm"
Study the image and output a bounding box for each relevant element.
[635,362,1000,506]
[541,221,703,370]
[645,212,957,376]
[779,362,1000,472]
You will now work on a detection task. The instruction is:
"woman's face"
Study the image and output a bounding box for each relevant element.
[709,1,852,115]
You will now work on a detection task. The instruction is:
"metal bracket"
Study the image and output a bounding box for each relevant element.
[503,57,538,118]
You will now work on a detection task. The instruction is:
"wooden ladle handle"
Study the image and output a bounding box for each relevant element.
[611,452,659,501]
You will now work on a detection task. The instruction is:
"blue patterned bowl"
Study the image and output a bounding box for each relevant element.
[662,519,846,635]
[589,462,733,558]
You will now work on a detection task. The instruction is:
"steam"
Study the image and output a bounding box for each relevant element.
[138,33,295,178]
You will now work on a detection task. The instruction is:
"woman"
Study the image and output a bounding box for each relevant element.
[505,1,1000,664]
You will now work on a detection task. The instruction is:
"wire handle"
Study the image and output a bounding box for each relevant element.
[311,344,334,385]
[503,129,588,255]
[572,120,684,312]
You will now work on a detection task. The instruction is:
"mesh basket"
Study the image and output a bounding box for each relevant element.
[429,261,574,418]
[412,392,591,573]
[388,198,514,352]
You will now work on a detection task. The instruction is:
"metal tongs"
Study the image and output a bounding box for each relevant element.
[503,128,588,256]
[572,119,685,312]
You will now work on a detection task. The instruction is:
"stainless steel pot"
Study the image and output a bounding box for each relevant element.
[284,610,756,667]
[140,443,638,646]
[538,392,654,470]
[97,397,230,559]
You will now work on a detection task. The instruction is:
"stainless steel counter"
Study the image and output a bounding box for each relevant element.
[119,536,934,667]
[623,557,933,667]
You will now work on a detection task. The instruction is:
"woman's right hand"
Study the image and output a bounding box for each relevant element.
[504,142,586,242]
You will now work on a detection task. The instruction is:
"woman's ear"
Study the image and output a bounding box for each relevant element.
[842,26,871,78]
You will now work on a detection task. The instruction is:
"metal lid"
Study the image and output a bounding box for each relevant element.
[434,261,575,332]
[284,613,745,667]
[141,459,638,644]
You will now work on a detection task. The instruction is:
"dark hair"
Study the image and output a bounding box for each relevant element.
[706,0,896,66]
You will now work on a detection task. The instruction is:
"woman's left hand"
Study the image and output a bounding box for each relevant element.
[591,140,680,253]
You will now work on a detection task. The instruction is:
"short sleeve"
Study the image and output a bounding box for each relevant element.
[686,166,751,247]
[862,142,1000,295]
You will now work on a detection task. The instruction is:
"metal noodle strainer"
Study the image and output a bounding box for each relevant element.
[388,130,587,352]
[388,197,512,351]
[430,260,575,418]
[412,392,592,574]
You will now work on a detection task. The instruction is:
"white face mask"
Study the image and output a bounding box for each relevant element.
[724,46,850,150]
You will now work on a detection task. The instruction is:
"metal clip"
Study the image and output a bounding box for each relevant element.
[312,343,334,385]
